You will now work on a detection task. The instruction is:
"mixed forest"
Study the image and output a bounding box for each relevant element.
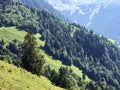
[0,0,120,90]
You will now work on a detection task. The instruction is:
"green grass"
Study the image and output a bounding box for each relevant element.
[0,27,45,46]
[0,27,26,42]
[0,26,91,84]
[0,60,64,90]
[108,39,116,44]
[108,39,120,48]
[36,33,45,47]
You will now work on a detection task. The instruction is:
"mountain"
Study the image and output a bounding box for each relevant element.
[0,27,94,90]
[16,0,67,21]
[46,0,120,42]
[1,0,120,89]
[17,0,54,11]
[0,60,64,90]
[0,2,97,90]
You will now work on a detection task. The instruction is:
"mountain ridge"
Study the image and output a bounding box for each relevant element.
[16,0,68,22]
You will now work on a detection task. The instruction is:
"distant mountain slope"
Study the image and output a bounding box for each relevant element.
[46,0,120,42]
[0,60,64,90]
[16,0,67,21]
[18,0,54,11]
[89,4,120,41]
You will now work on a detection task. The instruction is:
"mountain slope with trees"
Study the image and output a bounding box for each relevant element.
[17,0,67,21]
[0,27,98,90]
[0,0,120,90]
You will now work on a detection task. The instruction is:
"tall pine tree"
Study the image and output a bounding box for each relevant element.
[21,31,45,75]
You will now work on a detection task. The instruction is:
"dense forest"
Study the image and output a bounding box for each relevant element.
[0,1,120,90]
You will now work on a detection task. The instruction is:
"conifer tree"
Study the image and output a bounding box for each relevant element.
[21,31,45,75]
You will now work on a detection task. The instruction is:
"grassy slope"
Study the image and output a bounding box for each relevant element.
[108,38,120,48]
[0,27,91,82]
[0,60,64,90]
[0,27,26,42]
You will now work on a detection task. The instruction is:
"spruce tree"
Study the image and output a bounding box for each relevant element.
[21,31,45,75]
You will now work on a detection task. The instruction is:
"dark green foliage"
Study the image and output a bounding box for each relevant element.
[44,66,76,89]
[43,23,120,89]
[82,73,86,80]
[43,66,59,84]
[57,67,76,89]
[21,31,45,75]
[44,66,104,90]
[6,42,20,55]
[86,81,100,90]
[0,39,20,65]
[0,39,4,60]
[0,0,13,13]
[0,39,4,55]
